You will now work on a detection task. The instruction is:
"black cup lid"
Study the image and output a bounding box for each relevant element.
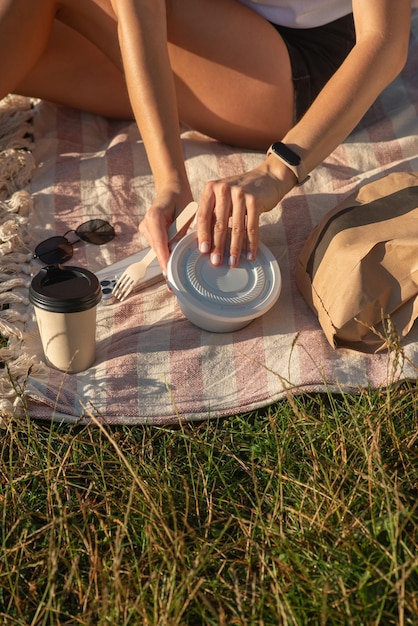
[29,265,102,313]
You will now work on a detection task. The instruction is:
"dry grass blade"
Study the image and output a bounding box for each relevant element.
[1,372,417,624]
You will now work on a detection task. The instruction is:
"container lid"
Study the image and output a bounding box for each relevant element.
[29,265,102,313]
[167,233,281,322]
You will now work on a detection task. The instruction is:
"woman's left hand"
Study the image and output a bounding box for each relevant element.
[196,161,293,267]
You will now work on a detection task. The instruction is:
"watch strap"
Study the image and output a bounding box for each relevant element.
[267,142,310,185]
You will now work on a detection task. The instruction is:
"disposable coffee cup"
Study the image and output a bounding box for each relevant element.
[29,265,102,373]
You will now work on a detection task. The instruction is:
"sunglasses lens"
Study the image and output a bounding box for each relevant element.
[34,236,73,265]
[76,219,115,245]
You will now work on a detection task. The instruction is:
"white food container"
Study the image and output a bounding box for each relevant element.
[167,233,282,332]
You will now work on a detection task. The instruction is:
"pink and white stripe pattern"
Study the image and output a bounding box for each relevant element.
[19,11,418,423]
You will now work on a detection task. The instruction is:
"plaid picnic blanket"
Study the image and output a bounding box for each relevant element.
[2,11,418,423]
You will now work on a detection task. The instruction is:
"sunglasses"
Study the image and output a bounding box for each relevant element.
[34,219,115,265]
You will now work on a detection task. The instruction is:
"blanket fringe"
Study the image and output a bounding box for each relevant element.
[0,94,37,417]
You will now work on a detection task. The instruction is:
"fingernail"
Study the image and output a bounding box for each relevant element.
[211,253,221,265]
[200,241,210,254]
[247,251,254,262]
[228,255,236,267]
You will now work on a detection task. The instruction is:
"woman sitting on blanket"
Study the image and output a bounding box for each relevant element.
[2,0,412,272]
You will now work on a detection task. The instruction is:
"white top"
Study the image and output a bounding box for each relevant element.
[239,0,418,28]
[237,0,352,28]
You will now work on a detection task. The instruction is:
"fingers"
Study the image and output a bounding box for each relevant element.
[138,206,171,275]
[245,197,259,263]
[197,181,260,267]
[196,184,216,257]
[228,194,246,268]
[211,197,232,267]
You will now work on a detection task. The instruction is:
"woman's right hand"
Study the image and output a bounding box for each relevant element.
[139,183,194,275]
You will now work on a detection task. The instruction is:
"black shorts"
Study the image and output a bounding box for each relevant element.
[270,13,356,121]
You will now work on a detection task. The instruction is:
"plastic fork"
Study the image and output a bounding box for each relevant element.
[112,201,198,301]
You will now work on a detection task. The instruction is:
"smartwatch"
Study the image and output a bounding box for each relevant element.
[267,142,310,185]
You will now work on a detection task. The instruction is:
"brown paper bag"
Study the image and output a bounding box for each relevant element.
[296,172,418,351]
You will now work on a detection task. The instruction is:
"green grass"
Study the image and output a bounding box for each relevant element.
[1,379,417,625]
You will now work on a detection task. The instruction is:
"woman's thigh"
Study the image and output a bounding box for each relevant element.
[16,19,133,119]
[12,0,132,118]
[167,0,294,148]
[15,0,295,146]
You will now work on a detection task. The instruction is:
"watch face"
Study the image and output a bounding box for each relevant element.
[271,142,301,166]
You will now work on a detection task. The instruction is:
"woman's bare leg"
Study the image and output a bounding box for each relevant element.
[16,20,133,119]
[166,0,294,148]
[0,0,130,118]
[6,0,294,146]
[46,0,294,146]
